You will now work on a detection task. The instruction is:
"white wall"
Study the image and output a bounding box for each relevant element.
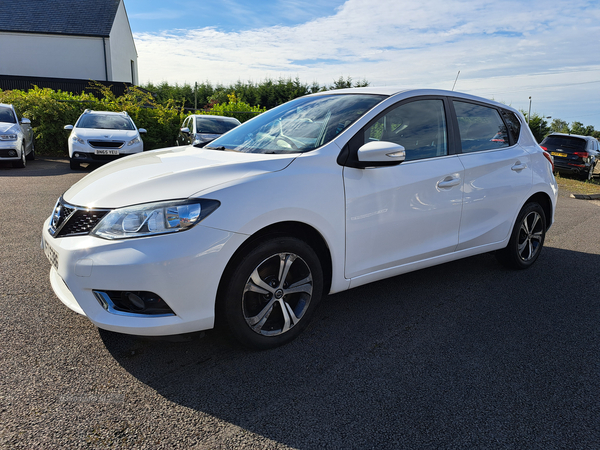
[106,1,138,84]
[0,32,107,80]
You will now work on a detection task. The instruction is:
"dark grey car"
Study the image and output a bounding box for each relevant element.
[540,133,600,180]
[176,115,241,147]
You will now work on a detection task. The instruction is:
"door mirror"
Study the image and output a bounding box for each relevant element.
[21,118,31,125]
[139,128,147,134]
[180,127,190,135]
[357,141,405,166]
[64,125,74,131]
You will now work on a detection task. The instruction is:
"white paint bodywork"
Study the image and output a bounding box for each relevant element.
[42,88,558,337]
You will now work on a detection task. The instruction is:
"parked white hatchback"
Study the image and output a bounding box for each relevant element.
[65,110,146,170]
[43,88,558,349]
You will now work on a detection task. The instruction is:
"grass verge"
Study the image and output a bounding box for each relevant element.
[555,173,600,196]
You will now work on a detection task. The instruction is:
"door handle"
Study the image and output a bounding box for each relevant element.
[511,161,527,172]
[437,176,461,189]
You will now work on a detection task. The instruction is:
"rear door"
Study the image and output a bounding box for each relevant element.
[452,100,532,250]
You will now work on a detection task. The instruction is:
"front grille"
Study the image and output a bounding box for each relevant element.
[58,210,109,237]
[88,140,124,149]
[49,198,110,238]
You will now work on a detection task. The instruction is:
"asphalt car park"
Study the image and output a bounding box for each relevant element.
[1,158,600,448]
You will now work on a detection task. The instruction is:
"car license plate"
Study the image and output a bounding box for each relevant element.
[95,149,119,155]
[43,237,59,270]
[551,151,567,158]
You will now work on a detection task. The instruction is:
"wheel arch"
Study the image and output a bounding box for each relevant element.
[525,191,553,231]
[215,221,333,322]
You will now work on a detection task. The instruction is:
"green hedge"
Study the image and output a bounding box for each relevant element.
[0,84,264,156]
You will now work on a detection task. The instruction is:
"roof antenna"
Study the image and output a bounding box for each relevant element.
[452,71,460,91]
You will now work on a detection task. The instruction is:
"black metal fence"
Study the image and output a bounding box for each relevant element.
[0,74,132,97]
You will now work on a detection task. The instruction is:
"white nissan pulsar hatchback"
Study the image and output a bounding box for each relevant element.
[42,88,558,349]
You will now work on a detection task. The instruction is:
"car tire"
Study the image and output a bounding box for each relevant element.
[13,144,26,168]
[496,202,546,270]
[220,236,323,350]
[26,140,35,161]
[70,159,80,170]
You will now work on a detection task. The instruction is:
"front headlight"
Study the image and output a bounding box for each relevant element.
[71,134,85,144]
[0,134,17,141]
[128,136,141,146]
[91,199,220,240]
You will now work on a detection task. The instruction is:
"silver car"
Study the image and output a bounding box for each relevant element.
[0,103,34,168]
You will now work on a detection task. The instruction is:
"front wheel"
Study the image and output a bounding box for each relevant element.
[13,144,26,168]
[496,202,546,270]
[69,159,80,170]
[220,236,323,350]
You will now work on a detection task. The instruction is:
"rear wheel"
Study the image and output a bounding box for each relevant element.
[220,236,323,350]
[496,202,546,270]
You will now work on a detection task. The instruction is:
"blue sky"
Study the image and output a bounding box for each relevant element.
[123,0,600,129]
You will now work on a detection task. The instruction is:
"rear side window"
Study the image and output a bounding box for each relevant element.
[454,101,509,153]
[500,109,521,144]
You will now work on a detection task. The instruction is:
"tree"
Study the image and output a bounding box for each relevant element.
[522,111,551,142]
[550,118,570,134]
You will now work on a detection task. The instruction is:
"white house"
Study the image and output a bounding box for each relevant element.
[0,0,138,84]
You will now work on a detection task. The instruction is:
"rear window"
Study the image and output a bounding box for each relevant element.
[541,136,586,152]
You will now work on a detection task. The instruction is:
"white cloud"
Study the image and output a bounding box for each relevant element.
[133,0,600,126]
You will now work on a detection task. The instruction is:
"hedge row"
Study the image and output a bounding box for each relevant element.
[0,84,265,156]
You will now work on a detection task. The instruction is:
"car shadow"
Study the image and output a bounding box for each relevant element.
[99,246,600,448]
[0,157,99,176]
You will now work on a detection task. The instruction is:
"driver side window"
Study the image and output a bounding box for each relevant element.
[363,99,448,161]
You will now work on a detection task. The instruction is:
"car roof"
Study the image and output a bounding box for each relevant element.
[308,87,516,113]
[547,132,594,141]
[191,114,240,121]
[83,110,129,116]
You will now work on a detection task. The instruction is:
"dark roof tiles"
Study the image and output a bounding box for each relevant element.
[0,0,122,37]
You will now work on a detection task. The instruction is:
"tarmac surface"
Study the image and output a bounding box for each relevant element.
[1,158,599,449]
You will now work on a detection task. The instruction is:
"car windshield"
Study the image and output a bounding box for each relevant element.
[0,106,16,124]
[205,94,387,154]
[76,114,135,130]
[542,136,586,151]
[195,117,240,134]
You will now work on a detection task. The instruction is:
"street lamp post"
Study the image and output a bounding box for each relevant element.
[528,96,532,124]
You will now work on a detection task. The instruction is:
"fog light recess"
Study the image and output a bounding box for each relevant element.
[93,290,175,317]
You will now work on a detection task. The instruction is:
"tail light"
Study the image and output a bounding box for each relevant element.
[542,150,554,171]
[540,146,548,151]
[574,152,589,159]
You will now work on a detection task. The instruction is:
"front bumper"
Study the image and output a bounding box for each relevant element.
[42,217,247,336]
[0,140,22,161]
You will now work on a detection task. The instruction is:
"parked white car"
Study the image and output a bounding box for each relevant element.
[65,110,146,170]
[0,103,35,168]
[43,88,558,349]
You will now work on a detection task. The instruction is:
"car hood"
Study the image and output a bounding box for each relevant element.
[73,128,139,140]
[64,146,296,208]
[0,122,19,134]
